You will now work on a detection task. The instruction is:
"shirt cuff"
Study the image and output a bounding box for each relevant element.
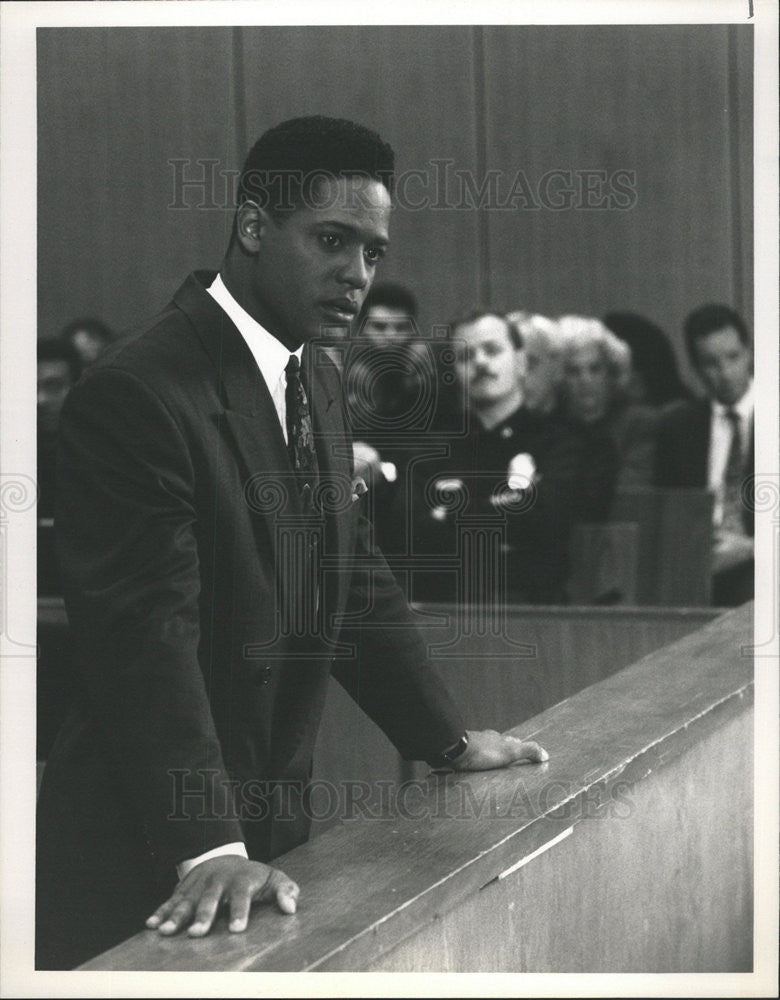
[177,841,248,881]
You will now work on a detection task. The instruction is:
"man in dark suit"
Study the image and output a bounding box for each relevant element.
[37,337,82,592]
[36,117,547,969]
[654,303,754,604]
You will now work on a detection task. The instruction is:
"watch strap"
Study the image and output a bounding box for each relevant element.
[427,732,469,769]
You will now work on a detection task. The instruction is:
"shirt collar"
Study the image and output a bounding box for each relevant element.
[712,380,754,423]
[207,274,303,394]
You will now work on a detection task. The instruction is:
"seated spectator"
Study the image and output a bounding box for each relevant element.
[507,311,564,417]
[37,338,82,593]
[603,311,692,411]
[408,311,586,605]
[654,304,754,605]
[345,284,438,555]
[61,316,115,367]
[359,282,418,348]
[558,315,658,491]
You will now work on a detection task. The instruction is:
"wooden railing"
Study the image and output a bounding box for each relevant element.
[78,602,753,972]
[312,603,720,803]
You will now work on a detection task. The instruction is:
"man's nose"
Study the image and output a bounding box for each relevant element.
[338,251,369,289]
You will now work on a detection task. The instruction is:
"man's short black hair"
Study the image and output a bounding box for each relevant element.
[362,282,418,319]
[448,310,522,350]
[237,116,395,218]
[683,304,751,366]
[38,337,82,384]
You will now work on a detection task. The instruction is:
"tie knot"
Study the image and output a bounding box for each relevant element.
[286,354,300,377]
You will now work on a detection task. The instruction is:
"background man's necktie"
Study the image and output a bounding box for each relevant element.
[285,354,319,506]
[721,408,745,535]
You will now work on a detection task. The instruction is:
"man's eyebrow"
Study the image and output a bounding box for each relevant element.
[311,220,390,245]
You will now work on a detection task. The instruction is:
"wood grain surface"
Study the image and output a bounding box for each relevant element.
[78,602,753,972]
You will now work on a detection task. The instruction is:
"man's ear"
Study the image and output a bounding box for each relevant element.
[234,200,271,253]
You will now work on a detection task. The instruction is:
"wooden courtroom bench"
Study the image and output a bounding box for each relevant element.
[79,602,753,972]
[567,520,639,605]
[609,487,714,606]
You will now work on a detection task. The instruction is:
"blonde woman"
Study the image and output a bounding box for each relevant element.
[558,315,658,490]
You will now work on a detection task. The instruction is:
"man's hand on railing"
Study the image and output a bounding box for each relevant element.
[145,857,299,937]
[452,730,549,771]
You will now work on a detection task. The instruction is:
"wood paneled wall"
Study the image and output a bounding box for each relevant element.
[38,24,752,383]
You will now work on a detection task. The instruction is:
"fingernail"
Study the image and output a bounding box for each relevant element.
[540,748,549,761]
[146,916,160,928]
[229,919,246,932]
[159,920,176,933]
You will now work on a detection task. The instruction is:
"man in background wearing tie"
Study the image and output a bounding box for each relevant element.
[36,116,548,969]
[654,303,754,605]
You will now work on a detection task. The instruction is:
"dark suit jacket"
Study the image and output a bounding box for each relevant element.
[654,397,754,536]
[36,271,464,968]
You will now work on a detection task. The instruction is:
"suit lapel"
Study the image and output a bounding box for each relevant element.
[743,409,755,535]
[173,271,304,527]
[307,344,354,615]
[173,273,356,629]
[690,400,710,486]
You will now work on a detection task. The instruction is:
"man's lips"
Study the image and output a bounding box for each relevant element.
[321,299,359,319]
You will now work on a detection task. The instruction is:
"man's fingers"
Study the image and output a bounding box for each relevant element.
[450,730,549,771]
[148,860,300,939]
[157,896,195,934]
[227,888,253,933]
[505,737,549,763]
[145,905,167,929]
[146,893,183,930]
[257,868,300,915]
[275,880,300,915]
[187,884,225,937]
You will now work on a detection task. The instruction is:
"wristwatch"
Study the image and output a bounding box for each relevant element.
[427,732,469,769]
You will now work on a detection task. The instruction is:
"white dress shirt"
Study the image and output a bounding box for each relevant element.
[178,275,303,881]
[207,273,303,443]
[708,380,753,528]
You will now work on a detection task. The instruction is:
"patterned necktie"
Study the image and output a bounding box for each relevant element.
[721,408,745,534]
[285,354,319,502]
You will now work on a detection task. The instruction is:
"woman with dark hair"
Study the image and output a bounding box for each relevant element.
[603,311,691,409]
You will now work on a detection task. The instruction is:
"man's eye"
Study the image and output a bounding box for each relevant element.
[365,246,386,264]
[319,234,342,249]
